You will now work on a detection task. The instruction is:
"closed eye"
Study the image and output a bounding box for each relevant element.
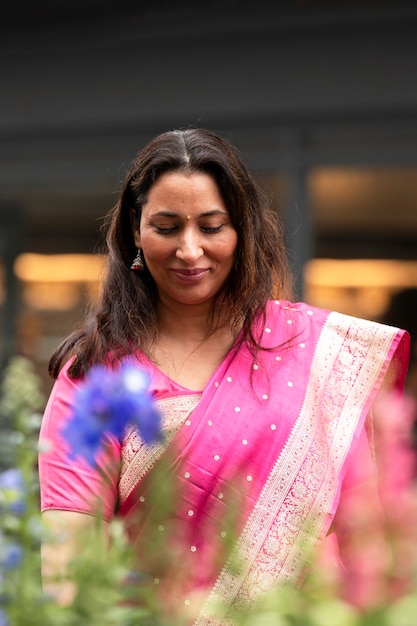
[155,226,177,234]
[155,225,224,235]
[201,225,224,234]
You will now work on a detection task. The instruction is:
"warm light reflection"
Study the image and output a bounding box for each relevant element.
[7,254,417,319]
[304,259,417,318]
[304,259,417,288]
[13,254,106,312]
[310,167,417,231]
[14,253,105,283]
[23,283,81,311]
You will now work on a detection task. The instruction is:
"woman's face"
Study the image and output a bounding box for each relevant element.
[133,171,238,310]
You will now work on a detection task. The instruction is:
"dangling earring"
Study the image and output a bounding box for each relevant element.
[130,248,144,271]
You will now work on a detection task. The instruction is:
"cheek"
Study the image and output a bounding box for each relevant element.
[222,235,238,262]
[142,236,172,261]
[214,249,237,275]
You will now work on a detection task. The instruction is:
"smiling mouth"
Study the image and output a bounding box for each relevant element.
[171,268,209,282]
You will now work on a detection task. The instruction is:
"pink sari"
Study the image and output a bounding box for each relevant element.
[114,301,410,622]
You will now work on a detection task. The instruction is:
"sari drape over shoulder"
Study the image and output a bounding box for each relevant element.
[39,300,411,623]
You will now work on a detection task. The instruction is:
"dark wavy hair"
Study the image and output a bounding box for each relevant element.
[49,128,293,379]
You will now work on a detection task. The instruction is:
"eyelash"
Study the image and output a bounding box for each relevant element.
[155,225,224,235]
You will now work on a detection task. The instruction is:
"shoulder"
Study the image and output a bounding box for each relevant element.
[265,299,330,320]
[319,308,408,353]
[266,299,407,338]
[264,299,331,333]
[53,357,85,396]
[41,358,86,433]
[264,300,409,357]
[249,300,330,350]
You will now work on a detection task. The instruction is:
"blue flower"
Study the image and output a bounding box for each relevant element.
[0,541,23,571]
[0,608,8,626]
[62,362,162,466]
[0,469,26,516]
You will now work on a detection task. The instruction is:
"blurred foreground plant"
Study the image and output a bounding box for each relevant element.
[1,356,417,625]
[0,357,160,625]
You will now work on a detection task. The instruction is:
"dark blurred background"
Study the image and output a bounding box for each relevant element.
[1,0,417,397]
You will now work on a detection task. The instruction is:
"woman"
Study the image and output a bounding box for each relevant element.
[39,128,412,623]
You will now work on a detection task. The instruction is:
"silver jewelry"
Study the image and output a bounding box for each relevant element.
[130,248,144,271]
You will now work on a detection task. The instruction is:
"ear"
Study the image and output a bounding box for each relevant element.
[130,208,141,248]
[133,230,141,248]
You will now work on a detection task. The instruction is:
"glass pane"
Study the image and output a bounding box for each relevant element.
[309,167,417,258]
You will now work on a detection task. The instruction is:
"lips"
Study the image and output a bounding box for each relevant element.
[171,268,209,282]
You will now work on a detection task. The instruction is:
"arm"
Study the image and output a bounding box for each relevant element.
[41,510,109,605]
[330,473,389,609]
[39,363,120,604]
[332,361,416,608]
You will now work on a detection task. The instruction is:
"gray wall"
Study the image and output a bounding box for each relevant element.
[2,2,417,189]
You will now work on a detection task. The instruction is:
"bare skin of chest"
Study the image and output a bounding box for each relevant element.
[151,328,235,390]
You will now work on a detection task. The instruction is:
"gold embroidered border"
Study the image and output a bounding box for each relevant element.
[119,394,201,505]
[195,313,397,624]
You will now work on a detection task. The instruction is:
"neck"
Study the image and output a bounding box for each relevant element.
[150,300,237,389]
[157,300,223,342]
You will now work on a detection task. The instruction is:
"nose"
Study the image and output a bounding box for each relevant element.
[175,228,204,263]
